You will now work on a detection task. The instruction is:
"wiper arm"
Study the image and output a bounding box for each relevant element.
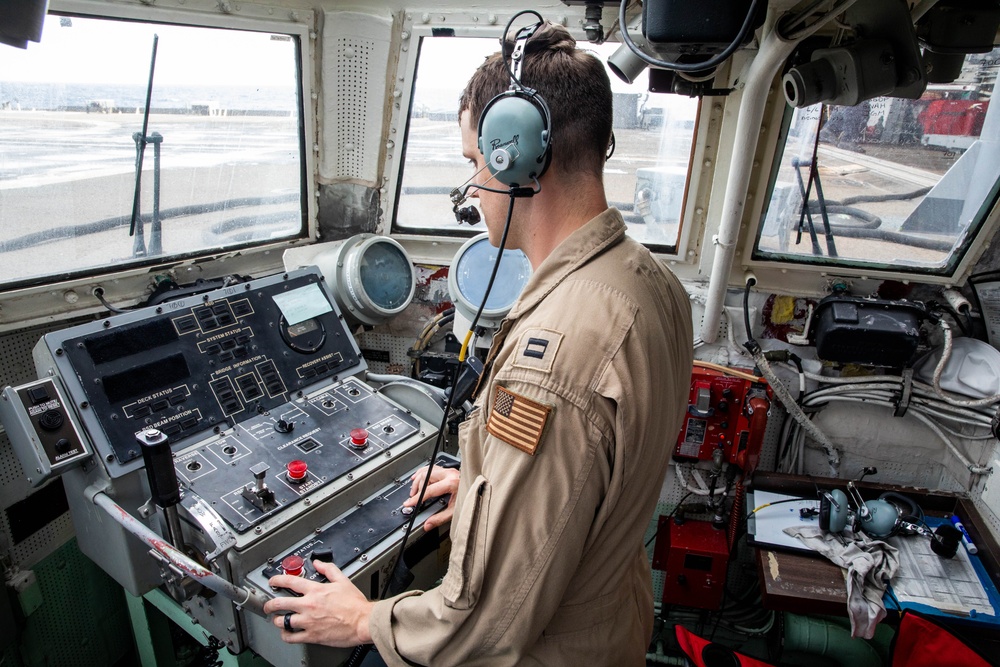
[129,34,159,258]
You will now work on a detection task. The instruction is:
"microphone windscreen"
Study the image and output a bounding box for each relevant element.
[931,523,961,558]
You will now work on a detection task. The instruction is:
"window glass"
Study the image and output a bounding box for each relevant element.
[0,14,305,288]
[393,37,699,251]
[755,49,1000,274]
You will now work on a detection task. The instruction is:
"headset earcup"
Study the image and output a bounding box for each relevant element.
[478,92,550,187]
[859,498,901,538]
[820,489,850,533]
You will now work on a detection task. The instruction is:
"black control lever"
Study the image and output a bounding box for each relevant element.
[138,428,180,509]
[137,428,184,548]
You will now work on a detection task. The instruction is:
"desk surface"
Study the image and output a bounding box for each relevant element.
[749,472,1000,622]
[757,548,848,616]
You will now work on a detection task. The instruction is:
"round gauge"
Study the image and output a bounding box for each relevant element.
[447,233,532,329]
[316,234,416,326]
[279,316,327,353]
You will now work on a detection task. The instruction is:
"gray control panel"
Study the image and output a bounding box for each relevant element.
[1,378,90,486]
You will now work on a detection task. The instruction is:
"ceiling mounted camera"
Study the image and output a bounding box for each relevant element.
[783,0,927,108]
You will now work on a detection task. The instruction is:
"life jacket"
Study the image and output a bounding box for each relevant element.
[889,610,996,667]
[674,624,776,667]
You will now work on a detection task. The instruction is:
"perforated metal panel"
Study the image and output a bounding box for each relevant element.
[335,36,374,177]
[1,323,81,567]
[357,331,417,376]
[17,539,132,667]
[321,11,392,182]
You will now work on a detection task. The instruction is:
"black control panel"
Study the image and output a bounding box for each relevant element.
[49,271,362,466]
[250,454,457,587]
[174,377,421,533]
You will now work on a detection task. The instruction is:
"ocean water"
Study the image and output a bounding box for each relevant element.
[0,82,297,112]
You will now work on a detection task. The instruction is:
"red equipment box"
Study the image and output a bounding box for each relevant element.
[653,517,730,610]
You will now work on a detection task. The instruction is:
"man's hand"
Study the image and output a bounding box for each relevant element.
[264,560,374,647]
[405,464,460,531]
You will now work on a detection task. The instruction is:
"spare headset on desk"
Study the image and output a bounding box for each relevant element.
[818,475,962,557]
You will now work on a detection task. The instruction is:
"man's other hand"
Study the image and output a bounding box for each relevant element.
[405,464,460,531]
[264,560,374,647]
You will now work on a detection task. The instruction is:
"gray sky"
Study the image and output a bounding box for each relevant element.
[1,15,296,85]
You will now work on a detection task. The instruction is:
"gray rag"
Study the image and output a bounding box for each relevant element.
[783,525,900,639]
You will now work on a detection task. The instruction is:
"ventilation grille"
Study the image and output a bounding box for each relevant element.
[321,10,391,182]
[335,36,375,179]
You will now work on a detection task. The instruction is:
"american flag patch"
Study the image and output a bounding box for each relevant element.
[485,385,551,455]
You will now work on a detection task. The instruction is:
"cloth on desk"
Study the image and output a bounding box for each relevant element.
[783,525,899,639]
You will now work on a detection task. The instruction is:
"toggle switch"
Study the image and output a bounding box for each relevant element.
[310,548,334,563]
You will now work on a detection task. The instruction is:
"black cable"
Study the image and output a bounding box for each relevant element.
[743,276,759,355]
[789,353,804,403]
[344,193,519,667]
[192,637,225,667]
[885,585,903,613]
[0,193,299,254]
[645,491,695,548]
[93,287,128,314]
[833,187,931,207]
[816,225,956,252]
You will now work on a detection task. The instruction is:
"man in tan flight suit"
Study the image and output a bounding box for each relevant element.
[264,22,693,666]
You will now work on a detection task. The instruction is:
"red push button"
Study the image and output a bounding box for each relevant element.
[281,555,304,577]
[286,460,308,483]
[350,428,369,450]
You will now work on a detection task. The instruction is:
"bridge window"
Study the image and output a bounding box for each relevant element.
[392,36,699,253]
[0,13,306,289]
[755,48,1000,276]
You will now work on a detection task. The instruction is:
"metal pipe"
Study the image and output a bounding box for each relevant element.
[700,3,858,343]
[163,505,185,551]
[90,489,268,617]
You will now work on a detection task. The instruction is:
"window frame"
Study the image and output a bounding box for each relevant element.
[384,16,710,265]
[741,98,1000,292]
[0,0,318,293]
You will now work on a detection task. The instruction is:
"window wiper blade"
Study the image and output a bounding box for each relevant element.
[129,34,159,257]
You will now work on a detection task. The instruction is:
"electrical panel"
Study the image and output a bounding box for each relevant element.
[0,378,90,487]
[674,367,771,472]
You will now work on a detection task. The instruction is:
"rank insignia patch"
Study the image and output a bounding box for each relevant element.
[486,385,551,456]
[512,328,563,374]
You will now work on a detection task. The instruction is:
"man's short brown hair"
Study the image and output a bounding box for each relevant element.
[459,22,613,179]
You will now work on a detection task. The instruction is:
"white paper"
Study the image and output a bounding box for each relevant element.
[888,530,996,617]
[272,283,332,326]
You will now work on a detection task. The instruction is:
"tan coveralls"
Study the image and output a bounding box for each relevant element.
[371,208,694,666]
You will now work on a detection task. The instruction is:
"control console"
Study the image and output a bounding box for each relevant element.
[1,267,448,664]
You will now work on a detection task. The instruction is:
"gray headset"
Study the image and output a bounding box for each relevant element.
[476,11,552,189]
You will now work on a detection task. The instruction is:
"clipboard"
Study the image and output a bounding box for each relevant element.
[745,489,824,554]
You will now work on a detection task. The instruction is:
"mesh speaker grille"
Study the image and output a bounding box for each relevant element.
[335,36,374,179]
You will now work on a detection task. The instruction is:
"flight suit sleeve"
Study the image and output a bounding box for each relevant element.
[368,379,616,667]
